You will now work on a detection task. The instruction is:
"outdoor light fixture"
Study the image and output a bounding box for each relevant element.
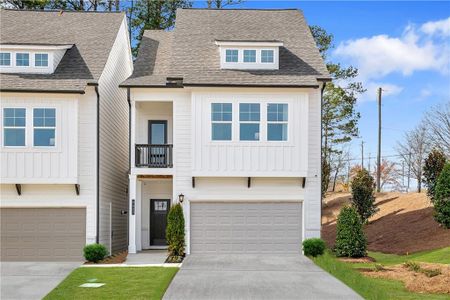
[178,193,185,203]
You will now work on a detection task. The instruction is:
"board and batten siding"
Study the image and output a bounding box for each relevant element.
[191,91,309,177]
[0,88,99,244]
[97,17,133,254]
[1,94,78,183]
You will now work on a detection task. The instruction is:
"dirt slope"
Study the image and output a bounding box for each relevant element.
[322,192,450,254]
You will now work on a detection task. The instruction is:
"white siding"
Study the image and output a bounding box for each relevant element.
[0,88,99,244]
[136,102,173,144]
[97,17,133,253]
[191,90,308,177]
[1,93,78,183]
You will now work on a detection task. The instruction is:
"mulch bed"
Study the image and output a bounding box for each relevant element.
[338,256,376,263]
[84,250,128,265]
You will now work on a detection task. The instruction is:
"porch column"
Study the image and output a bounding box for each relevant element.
[136,179,142,252]
[128,174,137,253]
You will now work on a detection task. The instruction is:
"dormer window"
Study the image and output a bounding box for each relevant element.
[243,50,256,63]
[225,49,238,63]
[261,50,274,63]
[0,53,11,66]
[35,53,48,67]
[16,53,29,66]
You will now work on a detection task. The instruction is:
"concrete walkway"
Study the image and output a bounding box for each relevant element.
[0,261,79,300]
[163,254,362,300]
[126,250,168,265]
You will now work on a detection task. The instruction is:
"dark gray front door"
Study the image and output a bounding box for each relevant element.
[148,120,168,166]
[150,199,170,246]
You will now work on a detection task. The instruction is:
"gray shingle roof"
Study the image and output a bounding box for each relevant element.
[0,9,125,93]
[122,8,330,88]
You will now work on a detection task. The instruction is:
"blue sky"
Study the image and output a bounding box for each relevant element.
[192,1,450,166]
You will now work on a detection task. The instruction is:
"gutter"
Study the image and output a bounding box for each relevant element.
[319,81,326,231]
[0,88,85,94]
[94,85,100,244]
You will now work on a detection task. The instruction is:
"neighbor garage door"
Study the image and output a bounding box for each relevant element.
[1,208,86,261]
[190,202,302,254]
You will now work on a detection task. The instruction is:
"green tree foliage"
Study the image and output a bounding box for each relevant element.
[423,149,447,202]
[130,0,191,55]
[206,0,243,8]
[322,159,331,197]
[351,168,378,223]
[434,163,450,228]
[334,206,367,258]
[166,203,185,258]
[1,0,49,9]
[310,26,364,197]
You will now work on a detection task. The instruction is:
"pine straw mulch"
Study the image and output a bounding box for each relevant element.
[338,256,376,263]
[84,250,128,264]
[361,262,450,294]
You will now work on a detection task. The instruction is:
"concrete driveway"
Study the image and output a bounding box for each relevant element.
[0,261,79,300]
[163,254,362,300]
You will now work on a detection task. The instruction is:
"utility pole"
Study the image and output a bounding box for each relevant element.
[376,87,382,192]
[361,141,364,169]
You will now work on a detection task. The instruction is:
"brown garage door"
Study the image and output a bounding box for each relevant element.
[1,208,86,261]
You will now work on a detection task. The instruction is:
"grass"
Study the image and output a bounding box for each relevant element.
[44,267,178,300]
[312,249,449,300]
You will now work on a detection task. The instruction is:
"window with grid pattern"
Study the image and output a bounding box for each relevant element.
[3,108,26,146]
[267,104,288,141]
[211,103,232,140]
[33,108,56,146]
[239,103,260,141]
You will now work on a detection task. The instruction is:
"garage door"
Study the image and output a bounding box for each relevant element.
[190,202,302,254]
[1,208,86,261]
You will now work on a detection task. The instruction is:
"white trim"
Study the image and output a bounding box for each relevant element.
[215,41,284,47]
[0,44,72,51]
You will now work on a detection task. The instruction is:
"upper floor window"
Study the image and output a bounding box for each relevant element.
[243,50,256,63]
[16,53,29,67]
[35,53,49,67]
[211,103,232,141]
[0,53,11,66]
[3,108,26,147]
[267,104,288,141]
[33,108,56,146]
[239,103,260,141]
[225,49,238,63]
[261,50,274,63]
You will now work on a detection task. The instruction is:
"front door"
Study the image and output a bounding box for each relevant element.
[148,120,168,166]
[150,199,170,246]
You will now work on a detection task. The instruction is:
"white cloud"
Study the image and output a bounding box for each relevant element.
[421,17,450,37]
[333,19,450,80]
[359,82,404,102]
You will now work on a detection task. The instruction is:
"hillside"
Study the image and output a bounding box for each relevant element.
[322,192,450,254]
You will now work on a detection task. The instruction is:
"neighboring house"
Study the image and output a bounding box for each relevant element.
[122,8,330,254]
[0,9,133,261]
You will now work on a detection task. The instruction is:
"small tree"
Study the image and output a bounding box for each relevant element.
[423,149,447,203]
[351,168,378,223]
[334,206,367,257]
[166,203,185,260]
[434,163,450,228]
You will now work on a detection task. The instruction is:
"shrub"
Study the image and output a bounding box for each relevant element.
[423,149,447,203]
[166,203,185,258]
[83,243,108,263]
[434,163,450,228]
[350,168,378,223]
[334,206,367,258]
[404,261,420,272]
[302,238,326,257]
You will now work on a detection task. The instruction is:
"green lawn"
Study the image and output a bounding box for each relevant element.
[312,248,450,300]
[44,267,178,300]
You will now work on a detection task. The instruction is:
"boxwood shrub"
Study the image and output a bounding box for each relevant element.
[83,243,108,263]
[302,238,326,257]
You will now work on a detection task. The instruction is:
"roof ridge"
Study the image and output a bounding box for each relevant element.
[180,8,300,11]
[1,8,124,14]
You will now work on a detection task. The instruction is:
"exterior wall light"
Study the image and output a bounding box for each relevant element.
[178,193,185,203]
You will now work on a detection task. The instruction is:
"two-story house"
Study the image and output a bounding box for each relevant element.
[122,8,330,254]
[0,9,133,261]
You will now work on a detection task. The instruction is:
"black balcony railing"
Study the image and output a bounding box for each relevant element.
[135,144,173,168]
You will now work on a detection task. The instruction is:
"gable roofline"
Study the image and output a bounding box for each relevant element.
[180,8,300,11]
[0,8,125,14]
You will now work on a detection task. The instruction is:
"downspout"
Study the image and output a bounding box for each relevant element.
[127,87,131,247]
[320,81,326,231]
[95,85,100,244]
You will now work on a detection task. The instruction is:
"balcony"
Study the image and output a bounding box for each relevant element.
[135,144,173,168]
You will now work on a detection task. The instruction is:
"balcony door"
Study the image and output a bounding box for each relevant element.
[148,120,168,166]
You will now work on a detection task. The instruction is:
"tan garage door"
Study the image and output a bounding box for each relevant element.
[1,208,86,261]
[190,202,302,254]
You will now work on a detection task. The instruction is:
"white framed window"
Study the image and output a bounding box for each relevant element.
[261,50,274,63]
[0,52,11,66]
[267,103,288,141]
[225,49,238,63]
[33,108,56,147]
[239,103,260,141]
[35,53,49,67]
[243,50,256,63]
[3,108,26,147]
[211,103,232,141]
[16,53,29,67]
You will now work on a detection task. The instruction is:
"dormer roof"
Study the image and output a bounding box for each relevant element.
[0,9,125,93]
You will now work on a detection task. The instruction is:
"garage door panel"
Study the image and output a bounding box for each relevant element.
[1,208,86,261]
[190,202,302,254]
